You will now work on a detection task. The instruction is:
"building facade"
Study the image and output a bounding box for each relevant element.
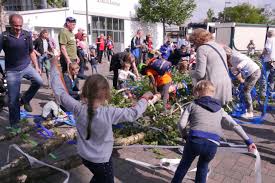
[3,0,164,52]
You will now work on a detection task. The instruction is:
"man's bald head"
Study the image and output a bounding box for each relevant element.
[9,14,23,25]
[9,14,23,36]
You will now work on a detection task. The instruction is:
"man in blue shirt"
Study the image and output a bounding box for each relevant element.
[0,14,43,127]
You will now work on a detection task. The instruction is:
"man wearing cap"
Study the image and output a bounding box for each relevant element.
[0,14,43,127]
[58,17,79,73]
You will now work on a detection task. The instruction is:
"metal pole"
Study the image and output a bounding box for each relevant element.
[86,0,90,44]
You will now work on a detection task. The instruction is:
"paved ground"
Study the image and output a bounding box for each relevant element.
[0,58,275,183]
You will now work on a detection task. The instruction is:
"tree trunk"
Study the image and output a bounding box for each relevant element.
[162,21,166,43]
[0,128,77,181]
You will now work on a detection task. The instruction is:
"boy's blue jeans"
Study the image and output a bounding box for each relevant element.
[171,137,218,183]
[6,64,43,126]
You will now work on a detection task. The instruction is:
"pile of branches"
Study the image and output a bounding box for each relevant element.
[111,71,194,146]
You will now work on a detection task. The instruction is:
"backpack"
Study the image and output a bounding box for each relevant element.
[148,58,172,75]
[2,30,31,50]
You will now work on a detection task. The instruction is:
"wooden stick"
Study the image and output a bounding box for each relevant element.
[114,132,146,146]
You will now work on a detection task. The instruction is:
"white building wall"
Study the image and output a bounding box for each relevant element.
[125,20,163,50]
[70,0,139,19]
[16,0,163,51]
[19,8,71,30]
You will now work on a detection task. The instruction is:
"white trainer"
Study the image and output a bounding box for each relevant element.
[241,112,254,119]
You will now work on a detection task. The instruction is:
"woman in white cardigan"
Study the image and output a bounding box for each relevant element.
[189,28,232,105]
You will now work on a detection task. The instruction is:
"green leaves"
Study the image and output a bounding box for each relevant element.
[222,3,267,23]
[6,126,22,135]
[137,0,196,25]
[20,133,38,147]
[207,8,215,22]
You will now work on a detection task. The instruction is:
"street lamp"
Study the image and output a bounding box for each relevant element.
[224,1,231,22]
[86,0,90,44]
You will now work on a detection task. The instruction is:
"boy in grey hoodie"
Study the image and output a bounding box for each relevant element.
[171,80,257,183]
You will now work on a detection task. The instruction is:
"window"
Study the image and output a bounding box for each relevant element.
[91,16,124,44]
[107,31,113,39]
[120,32,124,43]
[92,30,99,42]
[107,18,112,30]
[114,32,119,43]
[99,17,105,29]
[113,19,118,30]
[119,19,124,31]
[92,17,99,30]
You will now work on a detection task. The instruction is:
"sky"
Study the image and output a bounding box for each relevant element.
[190,0,275,22]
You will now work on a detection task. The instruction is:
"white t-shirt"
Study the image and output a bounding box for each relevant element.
[118,69,136,81]
[42,39,49,53]
[264,37,275,62]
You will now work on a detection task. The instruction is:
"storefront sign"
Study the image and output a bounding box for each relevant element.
[97,0,120,6]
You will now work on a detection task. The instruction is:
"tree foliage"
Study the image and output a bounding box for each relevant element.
[41,0,66,8]
[220,3,267,24]
[206,8,214,22]
[136,0,196,40]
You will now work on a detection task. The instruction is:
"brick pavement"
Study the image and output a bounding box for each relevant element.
[0,59,275,183]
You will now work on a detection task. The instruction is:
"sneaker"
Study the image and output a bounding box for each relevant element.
[241,112,253,119]
[24,103,33,112]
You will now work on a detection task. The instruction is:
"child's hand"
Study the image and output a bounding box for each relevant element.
[141,91,154,101]
[149,93,161,104]
[248,143,257,152]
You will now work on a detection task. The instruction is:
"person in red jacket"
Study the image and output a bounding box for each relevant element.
[96,34,105,63]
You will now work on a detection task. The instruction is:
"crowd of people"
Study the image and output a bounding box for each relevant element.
[2,13,275,183]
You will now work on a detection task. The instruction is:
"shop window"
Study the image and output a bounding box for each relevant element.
[120,32,124,43]
[119,19,124,31]
[92,30,99,41]
[107,31,113,39]
[114,32,119,43]
[113,19,118,30]
[99,17,105,30]
[107,18,112,30]
[92,17,99,30]
[91,16,124,44]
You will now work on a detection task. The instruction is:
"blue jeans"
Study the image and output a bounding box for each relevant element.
[38,53,49,70]
[171,137,218,183]
[6,64,43,126]
[261,62,275,96]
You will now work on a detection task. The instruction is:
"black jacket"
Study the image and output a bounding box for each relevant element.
[33,37,52,55]
[110,52,129,71]
[168,49,190,66]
